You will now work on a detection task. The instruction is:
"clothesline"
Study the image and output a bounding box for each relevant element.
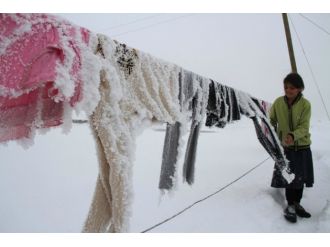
[142,156,271,233]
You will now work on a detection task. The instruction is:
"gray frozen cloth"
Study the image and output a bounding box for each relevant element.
[182,74,209,185]
[158,70,199,190]
[159,70,209,190]
[182,120,201,185]
[159,122,181,190]
[159,69,194,190]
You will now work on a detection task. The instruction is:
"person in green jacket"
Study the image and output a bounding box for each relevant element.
[269,72,314,223]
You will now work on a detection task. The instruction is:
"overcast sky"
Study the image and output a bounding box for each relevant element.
[57,13,330,121]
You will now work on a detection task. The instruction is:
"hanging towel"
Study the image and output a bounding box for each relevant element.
[236,91,294,183]
[158,69,195,190]
[159,69,209,190]
[205,80,241,128]
[159,122,182,190]
[182,74,209,185]
[0,14,101,144]
[83,35,182,232]
[205,80,293,183]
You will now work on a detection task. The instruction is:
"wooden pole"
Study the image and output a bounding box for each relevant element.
[282,13,297,73]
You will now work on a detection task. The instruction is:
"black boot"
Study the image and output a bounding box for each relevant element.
[284,205,297,223]
[294,203,311,218]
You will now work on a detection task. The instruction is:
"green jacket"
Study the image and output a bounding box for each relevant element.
[269,94,311,148]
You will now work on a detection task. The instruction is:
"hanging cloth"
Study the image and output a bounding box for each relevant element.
[159,69,209,190]
[205,80,293,184]
[0,13,100,144]
[236,90,294,182]
[83,35,182,232]
[205,80,241,128]
[182,74,209,185]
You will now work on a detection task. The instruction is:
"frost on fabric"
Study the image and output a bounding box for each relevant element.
[181,74,210,185]
[0,14,101,145]
[204,81,293,185]
[235,90,294,184]
[158,70,210,193]
[83,35,183,233]
[0,14,32,56]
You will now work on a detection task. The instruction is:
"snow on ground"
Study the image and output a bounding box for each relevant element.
[0,118,329,233]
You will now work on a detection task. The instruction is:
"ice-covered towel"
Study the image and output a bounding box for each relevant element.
[159,70,209,189]
[83,35,182,232]
[0,14,100,143]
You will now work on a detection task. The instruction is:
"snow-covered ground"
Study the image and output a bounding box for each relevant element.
[0,117,329,233]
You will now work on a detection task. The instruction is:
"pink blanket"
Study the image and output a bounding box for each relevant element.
[0,14,89,142]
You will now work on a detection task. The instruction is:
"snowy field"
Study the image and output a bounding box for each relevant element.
[0,117,329,233]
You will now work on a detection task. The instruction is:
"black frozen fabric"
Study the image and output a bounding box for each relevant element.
[271,147,314,188]
[251,97,267,116]
[182,121,201,185]
[251,116,288,173]
[230,88,241,122]
[245,98,292,182]
[205,81,241,128]
[206,80,292,186]
[205,80,218,127]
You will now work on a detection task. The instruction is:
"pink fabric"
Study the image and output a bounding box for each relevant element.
[0,14,90,142]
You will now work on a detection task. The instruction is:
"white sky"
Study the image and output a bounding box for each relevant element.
[2,0,330,13]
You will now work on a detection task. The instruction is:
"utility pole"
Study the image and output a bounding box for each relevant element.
[282,13,297,73]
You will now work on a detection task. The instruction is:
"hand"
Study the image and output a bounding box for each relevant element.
[284,134,294,145]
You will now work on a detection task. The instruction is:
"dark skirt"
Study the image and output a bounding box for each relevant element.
[271,147,314,188]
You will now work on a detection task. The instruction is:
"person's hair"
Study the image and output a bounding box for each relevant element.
[283,72,305,89]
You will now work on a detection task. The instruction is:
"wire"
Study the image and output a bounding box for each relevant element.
[289,15,330,121]
[111,14,197,38]
[97,14,161,32]
[299,14,330,36]
[72,119,88,124]
[141,157,270,233]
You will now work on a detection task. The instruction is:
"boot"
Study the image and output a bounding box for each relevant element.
[294,203,311,218]
[284,205,297,223]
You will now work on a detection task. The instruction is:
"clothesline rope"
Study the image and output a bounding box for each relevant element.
[140,156,271,233]
[72,119,88,124]
[111,14,197,38]
[97,14,161,32]
[72,119,219,133]
[289,15,330,121]
[299,14,330,36]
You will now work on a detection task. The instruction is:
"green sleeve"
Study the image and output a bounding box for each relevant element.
[269,103,277,128]
[290,101,311,141]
